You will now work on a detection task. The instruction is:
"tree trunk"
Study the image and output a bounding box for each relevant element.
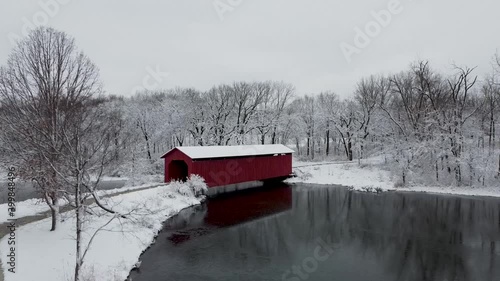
[435,161,439,182]
[44,192,59,231]
[498,154,500,178]
[306,137,310,156]
[489,111,495,149]
[456,166,462,184]
[75,183,82,281]
[50,204,59,231]
[326,128,330,156]
[347,137,353,161]
[145,135,152,161]
[75,164,84,281]
[311,138,315,160]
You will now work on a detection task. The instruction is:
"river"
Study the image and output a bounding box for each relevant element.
[129,183,500,281]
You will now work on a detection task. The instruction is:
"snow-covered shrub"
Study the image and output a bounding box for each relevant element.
[169,181,192,197]
[393,179,405,188]
[187,174,208,197]
[293,168,312,181]
[177,184,193,197]
[168,175,207,198]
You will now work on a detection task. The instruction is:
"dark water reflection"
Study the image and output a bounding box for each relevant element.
[130,184,500,281]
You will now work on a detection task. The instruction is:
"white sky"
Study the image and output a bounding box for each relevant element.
[0,0,499,99]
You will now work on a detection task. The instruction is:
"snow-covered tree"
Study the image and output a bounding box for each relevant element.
[0,27,124,281]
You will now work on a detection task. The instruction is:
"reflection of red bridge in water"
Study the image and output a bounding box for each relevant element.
[167,185,292,245]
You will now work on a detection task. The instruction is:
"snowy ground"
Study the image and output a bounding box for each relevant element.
[0,180,205,281]
[289,159,500,198]
[289,159,393,192]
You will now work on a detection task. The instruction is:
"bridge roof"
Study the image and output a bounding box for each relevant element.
[161,144,294,160]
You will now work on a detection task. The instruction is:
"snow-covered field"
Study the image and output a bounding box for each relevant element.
[290,159,500,198]
[289,159,393,191]
[0,181,205,281]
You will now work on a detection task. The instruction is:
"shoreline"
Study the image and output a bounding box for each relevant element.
[289,182,500,200]
[0,182,205,281]
[124,201,205,280]
[290,160,500,200]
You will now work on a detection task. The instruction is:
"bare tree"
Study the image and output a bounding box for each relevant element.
[206,84,236,145]
[0,27,103,231]
[317,92,339,157]
[354,75,388,158]
[255,81,295,144]
[62,99,122,281]
[335,100,358,161]
[232,82,268,144]
[481,74,499,149]
[0,27,122,281]
[297,96,317,158]
[445,65,479,183]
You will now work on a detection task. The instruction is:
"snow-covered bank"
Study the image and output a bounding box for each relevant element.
[0,179,206,281]
[290,159,393,191]
[289,160,500,198]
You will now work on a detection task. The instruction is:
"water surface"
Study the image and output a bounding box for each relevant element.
[130,184,500,281]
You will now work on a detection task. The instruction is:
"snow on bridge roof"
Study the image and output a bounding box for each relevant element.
[162,144,294,159]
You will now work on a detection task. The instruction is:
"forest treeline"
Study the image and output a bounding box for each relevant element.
[1,28,500,188]
[101,58,500,187]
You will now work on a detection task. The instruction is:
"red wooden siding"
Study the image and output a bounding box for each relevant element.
[162,147,293,188]
[191,154,292,187]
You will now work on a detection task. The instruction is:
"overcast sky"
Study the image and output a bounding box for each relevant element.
[1,0,499,98]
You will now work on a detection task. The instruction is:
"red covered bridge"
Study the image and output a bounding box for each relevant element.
[160,144,293,194]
